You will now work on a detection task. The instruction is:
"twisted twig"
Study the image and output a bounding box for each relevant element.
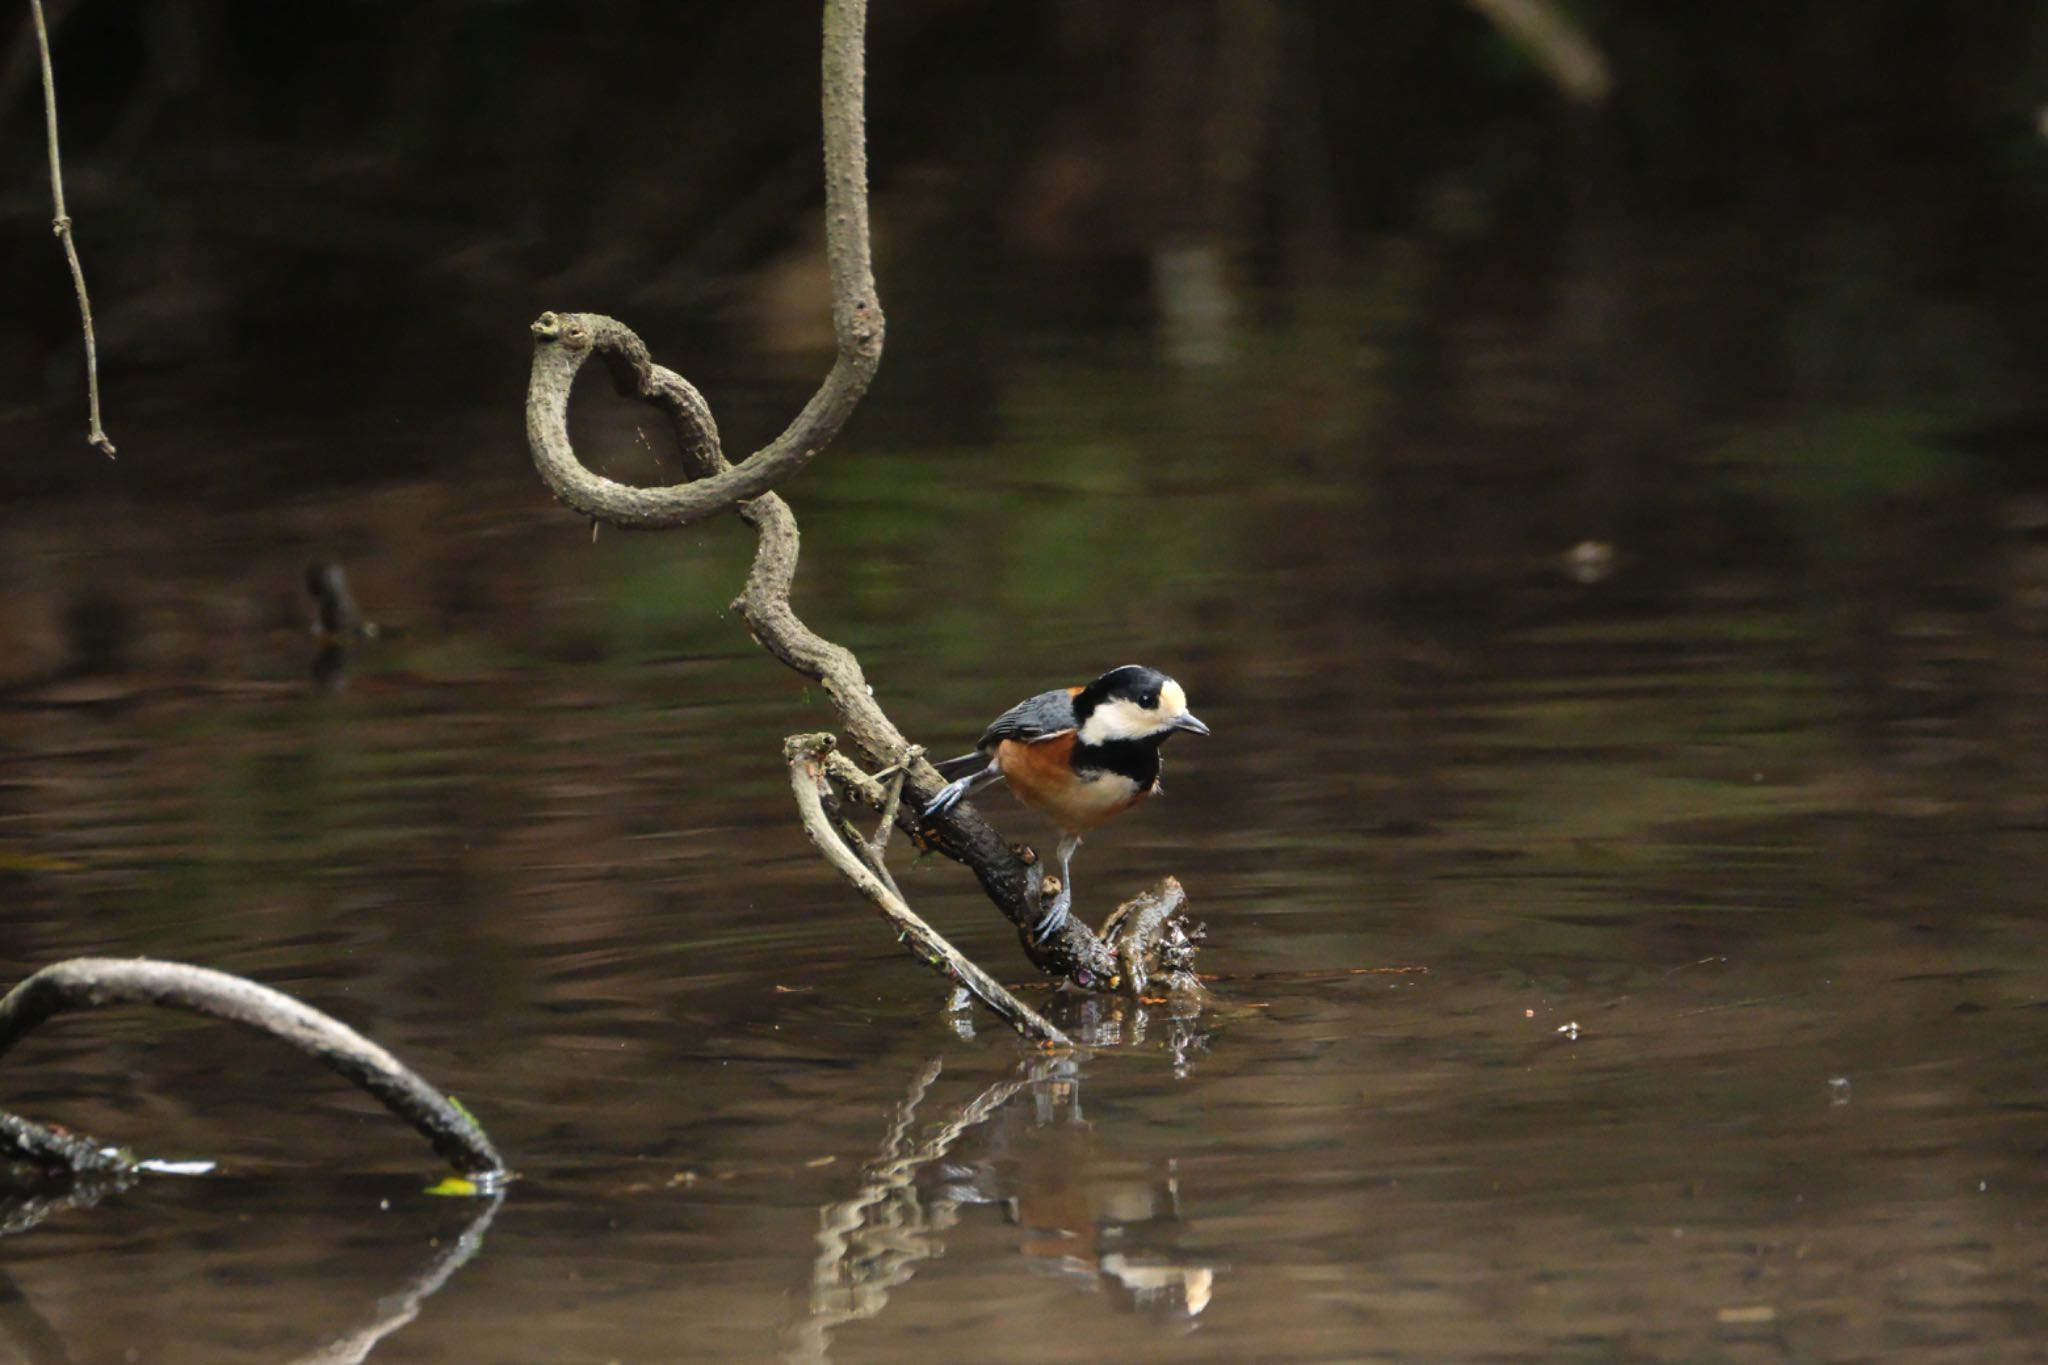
[0,958,505,1179]
[520,0,1139,1000]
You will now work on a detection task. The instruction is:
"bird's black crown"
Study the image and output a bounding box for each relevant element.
[1077,664,1171,715]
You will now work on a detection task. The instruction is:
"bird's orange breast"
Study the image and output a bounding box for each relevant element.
[995,735,1151,833]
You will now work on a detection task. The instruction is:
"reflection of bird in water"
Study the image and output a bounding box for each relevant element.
[921,665,1210,943]
[305,562,381,692]
[961,1059,1213,1318]
[993,1137,1213,1315]
[790,1052,1215,1362]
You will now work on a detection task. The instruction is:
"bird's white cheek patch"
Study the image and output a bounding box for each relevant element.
[1079,699,1156,744]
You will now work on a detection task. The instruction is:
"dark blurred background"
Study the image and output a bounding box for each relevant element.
[10,7,2048,1361]
[5,0,2046,497]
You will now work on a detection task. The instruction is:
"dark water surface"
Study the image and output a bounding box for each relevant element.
[8,361,2048,1363]
[7,3,2048,1359]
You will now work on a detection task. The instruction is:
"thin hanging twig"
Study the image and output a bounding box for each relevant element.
[29,0,115,458]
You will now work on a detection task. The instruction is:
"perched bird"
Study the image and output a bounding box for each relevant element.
[921,664,1209,943]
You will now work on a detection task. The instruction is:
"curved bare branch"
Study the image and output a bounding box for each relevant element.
[523,0,878,529]
[0,958,505,1179]
[526,307,876,528]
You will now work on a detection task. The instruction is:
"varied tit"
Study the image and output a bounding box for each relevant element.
[921,664,1209,944]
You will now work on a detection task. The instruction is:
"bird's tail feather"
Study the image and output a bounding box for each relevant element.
[932,750,989,779]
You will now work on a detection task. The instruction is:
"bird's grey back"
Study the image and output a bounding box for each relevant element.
[978,688,1079,748]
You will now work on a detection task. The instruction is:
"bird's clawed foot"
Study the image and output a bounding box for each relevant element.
[919,774,975,824]
[1030,879,1073,946]
[1028,833,1083,946]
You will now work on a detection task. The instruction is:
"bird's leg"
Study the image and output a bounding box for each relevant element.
[1032,834,1082,944]
[920,759,1003,823]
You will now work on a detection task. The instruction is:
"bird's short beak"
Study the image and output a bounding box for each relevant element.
[1170,712,1211,736]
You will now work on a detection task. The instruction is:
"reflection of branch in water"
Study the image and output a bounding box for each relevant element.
[1053,990,1212,1078]
[0,1168,133,1242]
[285,1190,504,1365]
[788,1049,1216,1362]
[0,1188,501,1365]
[787,1056,1031,1363]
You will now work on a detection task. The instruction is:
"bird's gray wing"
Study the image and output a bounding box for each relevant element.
[977,688,1079,748]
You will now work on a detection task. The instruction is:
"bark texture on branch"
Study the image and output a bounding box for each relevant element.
[0,958,505,1180]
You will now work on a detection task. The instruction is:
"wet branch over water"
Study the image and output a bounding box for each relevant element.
[521,0,1204,1025]
[0,957,505,1179]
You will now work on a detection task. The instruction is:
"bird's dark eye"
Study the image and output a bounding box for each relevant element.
[1139,691,1159,708]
